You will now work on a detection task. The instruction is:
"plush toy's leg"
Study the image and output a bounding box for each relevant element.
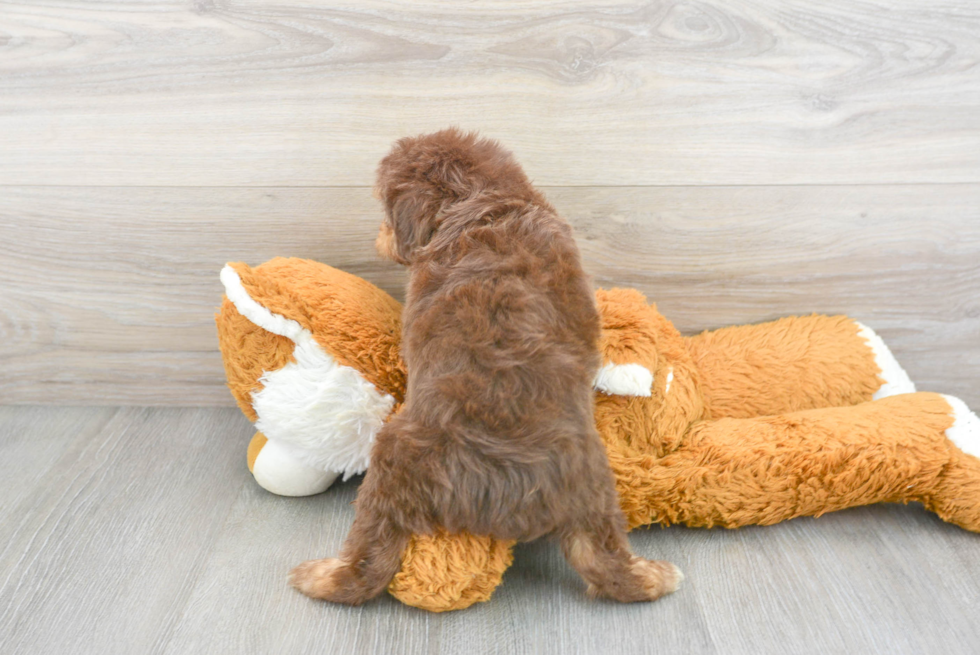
[609,392,980,532]
[247,432,339,497]
[290,468,409,605]
[920,395,980,531]
[388,531,516,612]
[683,315,914,419]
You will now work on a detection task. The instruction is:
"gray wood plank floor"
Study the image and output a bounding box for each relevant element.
[1,406,978,655]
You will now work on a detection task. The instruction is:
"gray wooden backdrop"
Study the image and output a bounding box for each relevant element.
[1,0,978,407]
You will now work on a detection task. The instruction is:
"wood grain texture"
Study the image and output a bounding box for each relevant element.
[1,1,978,186]
[0,406,116,522]
[0,407,253,655]
[2,184,978,406]
[1,406,978,654]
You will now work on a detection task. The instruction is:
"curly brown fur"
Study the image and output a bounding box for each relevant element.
[291,128,681,605]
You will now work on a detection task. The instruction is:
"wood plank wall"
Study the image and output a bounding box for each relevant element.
[1,1,978,406]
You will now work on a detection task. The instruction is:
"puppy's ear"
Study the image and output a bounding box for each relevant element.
[390,189,439,263]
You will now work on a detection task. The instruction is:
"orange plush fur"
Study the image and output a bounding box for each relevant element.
[217,258,980,612]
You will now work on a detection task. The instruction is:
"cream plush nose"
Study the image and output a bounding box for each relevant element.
[247,433,340,497]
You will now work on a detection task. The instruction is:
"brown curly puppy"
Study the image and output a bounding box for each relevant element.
[290,128,682,605]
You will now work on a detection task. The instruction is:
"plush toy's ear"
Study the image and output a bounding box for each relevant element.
[593,287,705,459]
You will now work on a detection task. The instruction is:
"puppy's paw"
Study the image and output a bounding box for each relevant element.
[629,557,683,600]
[289,557,349,601]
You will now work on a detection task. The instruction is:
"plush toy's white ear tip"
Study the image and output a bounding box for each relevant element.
[251,438,340,497]
[220,263,305,341]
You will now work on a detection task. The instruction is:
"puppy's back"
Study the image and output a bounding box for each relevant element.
[403,203,600,436]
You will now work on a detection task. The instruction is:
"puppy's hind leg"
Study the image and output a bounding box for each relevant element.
[560,499,682,603]
[290,472,408,605]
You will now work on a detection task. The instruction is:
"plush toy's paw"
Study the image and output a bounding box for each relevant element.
[248,433,339,497]
[856,322,916,399]
[388,531,516,612]
[289,558,351,602]
[942,395,980,459]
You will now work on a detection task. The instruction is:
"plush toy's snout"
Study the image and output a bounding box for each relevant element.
[246,432,340,497]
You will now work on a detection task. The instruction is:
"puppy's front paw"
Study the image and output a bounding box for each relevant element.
[630,557,683,600]
[289,558,349,601]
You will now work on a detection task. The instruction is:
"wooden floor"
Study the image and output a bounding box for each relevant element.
[2,1,980,653]
[0,405,978,655]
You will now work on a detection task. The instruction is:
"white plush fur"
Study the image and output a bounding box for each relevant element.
[220,264,396,479]
[855,322,916,399]
[593,362,654,397]
[941,395,980,459]
[220,265,305,341]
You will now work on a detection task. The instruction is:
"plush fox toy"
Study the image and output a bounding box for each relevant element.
[216,257,980,612]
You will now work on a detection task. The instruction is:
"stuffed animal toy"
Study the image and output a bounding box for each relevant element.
[216,257,980,612]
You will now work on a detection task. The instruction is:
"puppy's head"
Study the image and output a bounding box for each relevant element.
[374,128,533,264]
